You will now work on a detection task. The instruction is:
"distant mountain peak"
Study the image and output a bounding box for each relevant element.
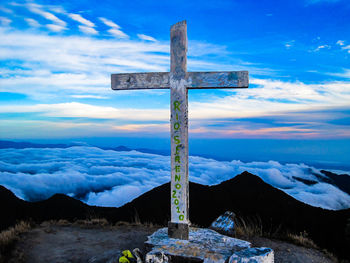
[218,171,266,186]
[234,171,261,180]
[113,145,132,151]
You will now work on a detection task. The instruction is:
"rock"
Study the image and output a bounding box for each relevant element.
[229,247,274,263]
[145,227,251,263]
[133,248,144,263]
[210,211,236,236]
[145,251,169,263]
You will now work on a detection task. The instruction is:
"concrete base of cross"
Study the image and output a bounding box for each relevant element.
[168,221,189,240]
[145,227,274,263]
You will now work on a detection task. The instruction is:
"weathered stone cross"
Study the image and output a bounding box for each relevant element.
[111,21,248,240]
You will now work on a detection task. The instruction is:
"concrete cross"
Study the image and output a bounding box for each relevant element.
[111,20,249,240]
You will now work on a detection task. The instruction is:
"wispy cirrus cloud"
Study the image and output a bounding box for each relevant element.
[328,68,350,79]
[25,3,67,32]
[68,13,97,35]
[2,75,350,121]
[0,6,12,13]
[137,33,157,42]
[25,18,40,27]
[77,25,97,35]
[313,44,331,52]
[336,40,345,46]
[68,13,95,27]
[0,24,261,99]
[342,45,350,53]
[0,0,349,140]
[98,17,120,28]
[99,17,128,38]
[0,27,169,98]
[70,94,108,99]
[0,16,11,26]
[0,102,168,121]
[1,74,350,139]
[284,40,295,49]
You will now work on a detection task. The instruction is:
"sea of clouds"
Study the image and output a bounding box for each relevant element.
[0,146,349,210]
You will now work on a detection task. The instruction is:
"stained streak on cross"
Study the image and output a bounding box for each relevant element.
[111,21,249,240]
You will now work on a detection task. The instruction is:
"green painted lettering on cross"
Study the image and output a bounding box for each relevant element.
[174,136,180,144]
[174,122,180,130]
[174,101,181,111]
[175,165,181,173]
[175,145,181,155]
[175,174,181,181]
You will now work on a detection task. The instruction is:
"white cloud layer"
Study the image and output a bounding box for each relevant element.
[0,146,349,210]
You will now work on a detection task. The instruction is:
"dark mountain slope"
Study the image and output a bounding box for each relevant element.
[0,185,30,229]
[0,188,95,230]
[192,172,349,258]
[321,170,350,195]
[0,172,349,259]
[118,172,350,259]
[30,194,94,222]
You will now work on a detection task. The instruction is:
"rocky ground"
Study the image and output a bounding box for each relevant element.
[8,222,336,263]
[249,236,336,263]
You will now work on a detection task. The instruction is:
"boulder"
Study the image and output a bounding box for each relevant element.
[210,211,236,236]
[145,227,250,263]
[145,251,169,263]
[229,247,274,263]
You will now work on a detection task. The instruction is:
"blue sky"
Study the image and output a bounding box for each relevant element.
[0,0,350,166]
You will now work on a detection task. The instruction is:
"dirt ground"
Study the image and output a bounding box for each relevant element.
[10,222,157,263]
[9,223,336,263]
[250,236,336,263]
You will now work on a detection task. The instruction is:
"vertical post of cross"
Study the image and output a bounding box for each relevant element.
[111,20,249,240]
[168,20,189,240]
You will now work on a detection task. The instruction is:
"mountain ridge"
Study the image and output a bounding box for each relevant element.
[1,171,348,259]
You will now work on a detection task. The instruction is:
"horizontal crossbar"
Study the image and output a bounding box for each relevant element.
[111,71,248,90]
